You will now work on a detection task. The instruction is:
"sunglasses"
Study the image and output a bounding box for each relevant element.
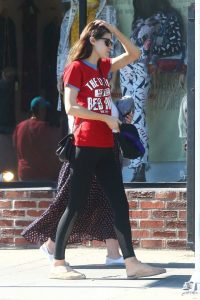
[98,38,113,47]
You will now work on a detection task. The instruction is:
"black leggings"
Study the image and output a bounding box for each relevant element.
[54,146,135,260]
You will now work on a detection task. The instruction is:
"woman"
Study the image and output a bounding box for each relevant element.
[22,0,132,263]
[49,19,166,280]
[120,0,183,182]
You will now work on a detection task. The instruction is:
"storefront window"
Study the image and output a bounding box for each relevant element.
[0,0,193,184]
[109,0,192,183]
[0,0,65,183]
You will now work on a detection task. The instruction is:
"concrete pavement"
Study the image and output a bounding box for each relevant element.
[0,247,198,300]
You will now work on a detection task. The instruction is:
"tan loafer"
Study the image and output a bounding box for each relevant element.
[49,265,86,280]
[127,262,166,279]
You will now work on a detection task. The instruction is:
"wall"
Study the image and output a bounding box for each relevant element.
[0,188,187,249]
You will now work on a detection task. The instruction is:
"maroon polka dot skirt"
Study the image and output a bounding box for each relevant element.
[21,138,121,245]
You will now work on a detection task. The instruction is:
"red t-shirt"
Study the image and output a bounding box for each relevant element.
[63,58,114,148]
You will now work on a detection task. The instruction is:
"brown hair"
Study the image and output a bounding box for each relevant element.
[67,20,111,64]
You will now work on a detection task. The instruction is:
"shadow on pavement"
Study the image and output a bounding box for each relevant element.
[71,262,194,269]
[146,275,191,289]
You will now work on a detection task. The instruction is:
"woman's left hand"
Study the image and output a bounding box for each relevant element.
[125,112,133,124]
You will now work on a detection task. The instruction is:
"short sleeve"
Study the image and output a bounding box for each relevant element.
[63,61,82,90]
[100,58,112,78]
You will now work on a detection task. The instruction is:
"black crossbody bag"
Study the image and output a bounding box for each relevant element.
[56,130,76,163]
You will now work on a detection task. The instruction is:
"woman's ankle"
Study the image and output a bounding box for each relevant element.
[105,239,121,259]
[125,257,139,268]
[53,259,65,267]
[45,238,55,255]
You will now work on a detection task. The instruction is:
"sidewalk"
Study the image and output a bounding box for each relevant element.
[0,247,198,300]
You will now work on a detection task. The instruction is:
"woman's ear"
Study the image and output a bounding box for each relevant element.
[89,36,96,46]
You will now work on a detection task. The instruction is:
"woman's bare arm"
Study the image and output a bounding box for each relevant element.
[64,86,121,131]
[95,20,141,72]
